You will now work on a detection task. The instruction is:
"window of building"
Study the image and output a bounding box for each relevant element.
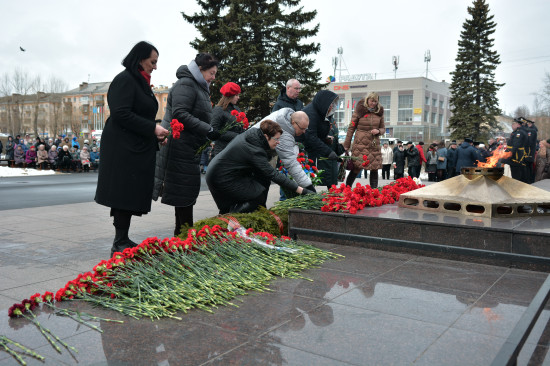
[163,97,167,102]
[379,95,391,123]
[432,98,437,106]
[424,111,429,122]
[439,100,444,109]
[431,112,436,124]
[398,95,413,122]
[439,114,443,127]
[425,96,429,105]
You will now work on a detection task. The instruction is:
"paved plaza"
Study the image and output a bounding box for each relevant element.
[1,177,550,365]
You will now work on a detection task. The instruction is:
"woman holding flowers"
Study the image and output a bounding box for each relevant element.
[153,53,221,236]
[344,92,385,188]
[95,41,169,257]
[207,120,314,214]
[210,82,246,157]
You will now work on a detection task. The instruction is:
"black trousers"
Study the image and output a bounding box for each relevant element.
[382,164,391,179]
[174,206,193,236]
[510,165,528,183]
[111,208,133,230]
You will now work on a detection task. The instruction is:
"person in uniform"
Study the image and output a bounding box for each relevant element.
[520,117,538,183]
[505,118,528,183]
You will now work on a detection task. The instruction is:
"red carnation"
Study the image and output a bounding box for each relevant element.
[231,110,239,116]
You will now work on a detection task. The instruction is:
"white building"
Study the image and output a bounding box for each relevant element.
[328,76,451,143]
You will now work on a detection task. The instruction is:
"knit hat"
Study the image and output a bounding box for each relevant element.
[220,82,241,97]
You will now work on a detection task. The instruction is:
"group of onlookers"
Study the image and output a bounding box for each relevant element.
[0,134,100,172]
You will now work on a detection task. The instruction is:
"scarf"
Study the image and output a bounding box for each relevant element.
[139,69,151,85]
[188,60,210,92]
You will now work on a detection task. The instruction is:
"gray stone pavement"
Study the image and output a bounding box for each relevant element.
[1,177,550,365]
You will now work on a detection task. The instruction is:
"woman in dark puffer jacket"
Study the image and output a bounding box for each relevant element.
[153,53,221,236]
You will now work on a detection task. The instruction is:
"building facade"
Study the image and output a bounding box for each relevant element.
[0,82,170,139]
[328,76,451,143]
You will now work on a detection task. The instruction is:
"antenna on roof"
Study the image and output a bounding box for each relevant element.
[424,50,431,79]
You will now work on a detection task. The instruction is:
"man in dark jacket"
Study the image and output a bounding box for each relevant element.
[272,79,304,112]
[521,117,538,183]
[455,138,479,174]
[302,90,342,189]
[206,120,313,214]
[446,140,458,178]
[405,142,420,178]
[505,118,528,183]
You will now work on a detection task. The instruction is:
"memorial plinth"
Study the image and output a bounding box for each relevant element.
[289,178,550,270]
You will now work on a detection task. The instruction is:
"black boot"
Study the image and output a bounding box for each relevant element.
[229,201,257,214]
[110,229,138,257]
[369,170,379,189]
[346,171,358,187]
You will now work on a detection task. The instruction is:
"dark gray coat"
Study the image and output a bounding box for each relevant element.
[152,63,212,207]
[94,69,158,213]
[210,103,243,157]
[206,128,298,204]
[272,88,303,112]
[455,142,480,173]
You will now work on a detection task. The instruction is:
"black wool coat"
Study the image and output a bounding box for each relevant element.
[206,128,298,207]
[95,69,158,213]
[153,64,212,207]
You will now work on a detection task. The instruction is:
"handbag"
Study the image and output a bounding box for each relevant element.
[438,156,445,162]
[344,152,355,170]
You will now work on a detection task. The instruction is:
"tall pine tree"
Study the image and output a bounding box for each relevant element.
[182,0,323,120]
[449,0,504,141]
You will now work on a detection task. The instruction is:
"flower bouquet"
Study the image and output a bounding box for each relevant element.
[196,110,249,155]
[169,119,184,139]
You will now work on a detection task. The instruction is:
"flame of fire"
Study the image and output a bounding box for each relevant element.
[477,146,511,168]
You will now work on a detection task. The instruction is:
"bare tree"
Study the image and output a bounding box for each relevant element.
[513,105,530,118]
[0,73,13,134]
[537,72,550,117]
[46,76,69,136]
[11,68,35,135]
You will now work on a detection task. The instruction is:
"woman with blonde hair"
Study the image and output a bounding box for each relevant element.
[343,92,385,188]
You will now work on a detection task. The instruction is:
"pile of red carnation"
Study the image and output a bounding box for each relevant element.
[8,225,291,316]
[321,176,423,214]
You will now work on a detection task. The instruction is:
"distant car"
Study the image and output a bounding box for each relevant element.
[0,133,9,137]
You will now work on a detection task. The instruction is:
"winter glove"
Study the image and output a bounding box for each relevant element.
[327,151,339,160]
[301,188,315,195]
[304,184,317,193]
[207,128,221,141]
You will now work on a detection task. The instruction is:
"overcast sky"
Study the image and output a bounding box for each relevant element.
[2,0,549,115]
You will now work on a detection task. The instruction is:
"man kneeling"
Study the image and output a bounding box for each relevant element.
[206,119,314,214]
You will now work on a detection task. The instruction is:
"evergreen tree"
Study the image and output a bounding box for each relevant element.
[449,0,504,141]
[182,0,323,120]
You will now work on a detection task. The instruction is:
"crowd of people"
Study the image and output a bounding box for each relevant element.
[1,134,100,172]
[371,117,550,185]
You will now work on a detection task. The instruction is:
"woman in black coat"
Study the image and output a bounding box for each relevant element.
[153,53,221,236]
[211,82,245,158]
[206,120,312,214]
[302,90,342,188]
[95,41,169,256]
